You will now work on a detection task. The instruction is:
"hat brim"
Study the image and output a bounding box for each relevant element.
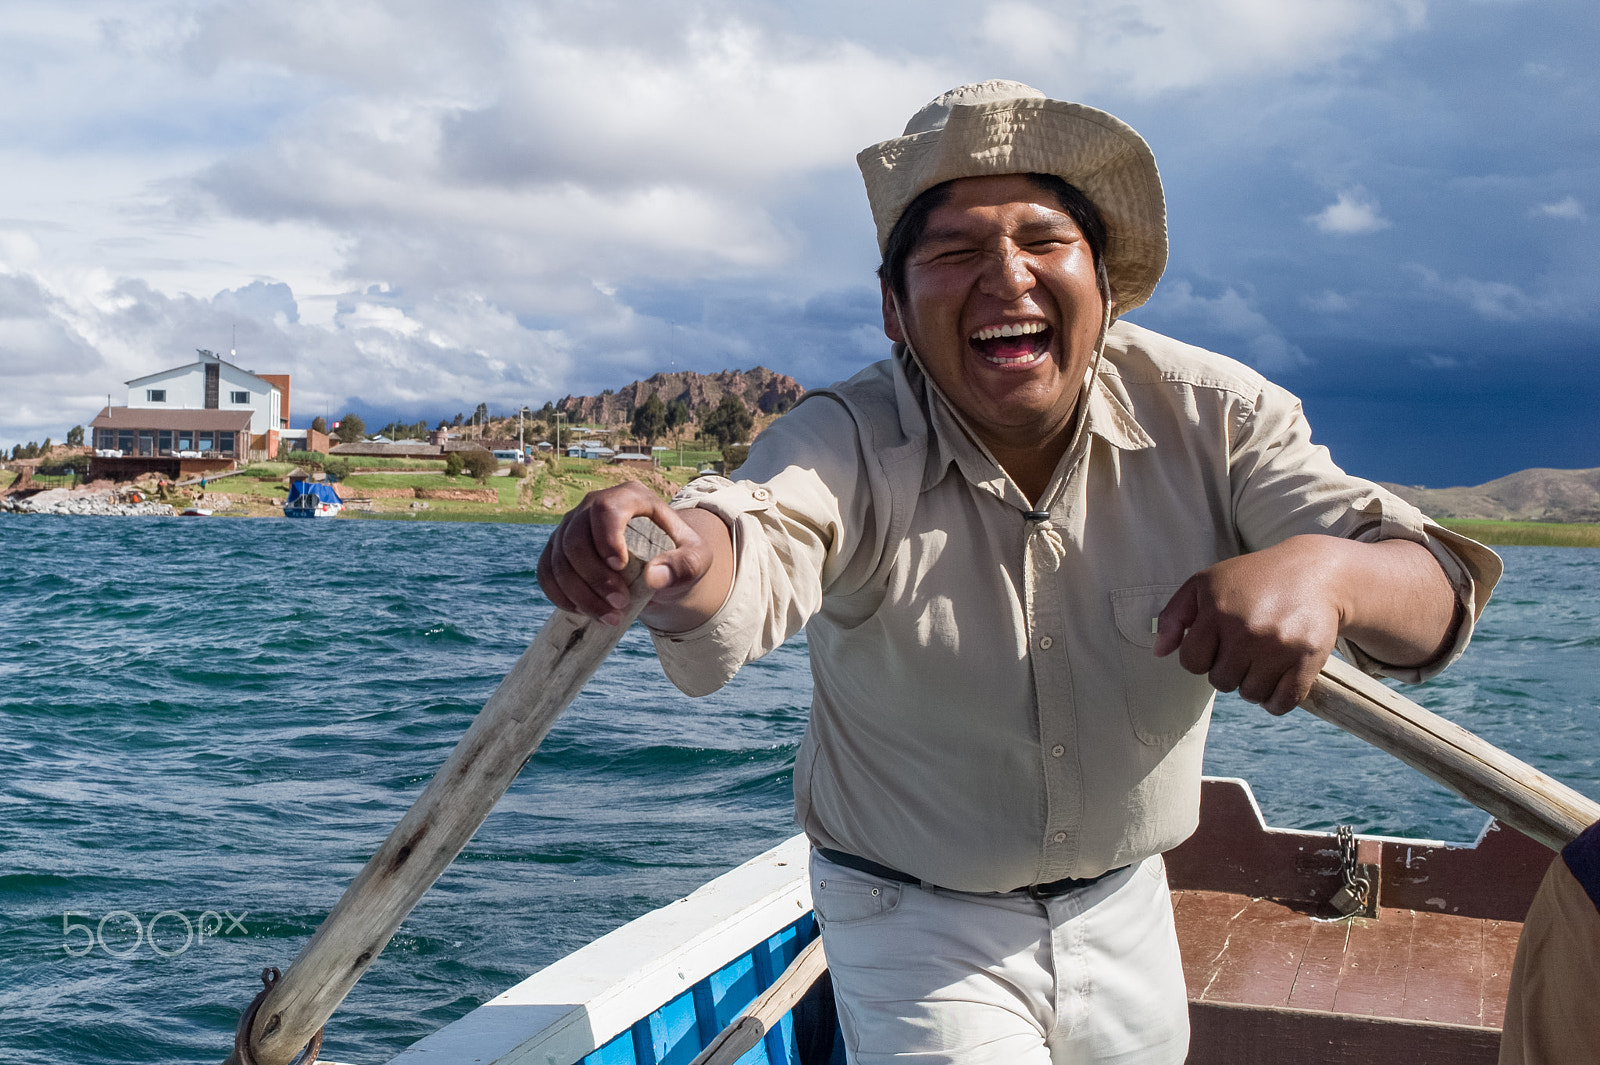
[858,98,1167,315]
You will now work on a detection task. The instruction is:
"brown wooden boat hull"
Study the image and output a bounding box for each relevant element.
[1169,778,1552,1065]
[1190,1001,1502,1065]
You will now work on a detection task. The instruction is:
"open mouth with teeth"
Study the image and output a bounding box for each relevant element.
[969,321,1053,366]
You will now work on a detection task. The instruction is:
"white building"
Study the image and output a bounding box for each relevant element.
[124,349,287,444]
[90,349,293,463]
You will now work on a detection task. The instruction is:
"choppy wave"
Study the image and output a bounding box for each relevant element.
[0,512,1594,1064]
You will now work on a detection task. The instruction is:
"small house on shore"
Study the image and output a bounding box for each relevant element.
[87,348,292,480]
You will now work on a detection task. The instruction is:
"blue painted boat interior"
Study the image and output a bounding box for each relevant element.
[578,913,844,1065]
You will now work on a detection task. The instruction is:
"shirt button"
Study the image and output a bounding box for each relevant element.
[751,487,770,501]
[1052,832,1067,844]
[1051,744,1065,758]
[1038,635,1053,650]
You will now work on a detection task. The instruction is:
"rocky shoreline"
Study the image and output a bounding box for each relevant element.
[1,487,177,517]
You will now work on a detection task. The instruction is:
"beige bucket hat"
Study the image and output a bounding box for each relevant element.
[857,80,1167,314]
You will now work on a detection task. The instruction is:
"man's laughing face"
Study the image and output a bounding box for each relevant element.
[883,174,1111,456]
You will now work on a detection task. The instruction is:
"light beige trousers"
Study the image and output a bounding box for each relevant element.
[812,851,1190,1065]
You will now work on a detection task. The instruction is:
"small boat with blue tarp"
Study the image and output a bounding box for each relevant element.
[283,480,342,518]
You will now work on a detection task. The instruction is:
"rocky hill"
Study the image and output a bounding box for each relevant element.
[1380,467,1600,523]
[556,367,804,427]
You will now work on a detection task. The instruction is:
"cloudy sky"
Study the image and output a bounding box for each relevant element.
[1,0,1594,485]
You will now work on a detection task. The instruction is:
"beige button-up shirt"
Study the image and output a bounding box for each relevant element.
[651,320,1502,893]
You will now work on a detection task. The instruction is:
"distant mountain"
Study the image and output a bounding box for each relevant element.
[556,367,805,427]
[1380,468,1600,524]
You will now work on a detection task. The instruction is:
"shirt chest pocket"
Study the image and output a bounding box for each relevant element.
[1110,586,1216,746]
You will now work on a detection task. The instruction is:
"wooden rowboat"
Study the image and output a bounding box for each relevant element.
[378,774,1551,1065]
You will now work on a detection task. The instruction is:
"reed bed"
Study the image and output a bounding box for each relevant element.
[1438,519,1600,548]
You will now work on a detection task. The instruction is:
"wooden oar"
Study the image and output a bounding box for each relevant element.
[1303,655,1600,852]
[223,517,672,1065]
[688,937,829,1065]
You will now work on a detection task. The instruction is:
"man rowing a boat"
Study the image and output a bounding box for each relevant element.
[539,81,1501,1064]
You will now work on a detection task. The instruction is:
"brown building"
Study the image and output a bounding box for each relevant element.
[86,407,251,481]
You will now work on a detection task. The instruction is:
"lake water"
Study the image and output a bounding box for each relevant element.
[1,515,1595,1065]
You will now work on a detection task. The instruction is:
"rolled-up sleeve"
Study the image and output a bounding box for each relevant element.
[1230,378,1503,683]
[647,396,875,697]
[1342,518,1502,682]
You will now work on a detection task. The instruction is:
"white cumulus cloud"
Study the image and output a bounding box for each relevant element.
[1532,196,1586,221]
[1309,189,1392,235]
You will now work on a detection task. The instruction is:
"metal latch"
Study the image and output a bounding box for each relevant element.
[1329,824,1378,918]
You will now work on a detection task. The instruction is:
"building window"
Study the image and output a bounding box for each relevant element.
[230,390,250,404]
[219,432,235,453]
[198,433,214,453]
[177,432,193,452]
[118,430,134,452]
[147,389,167,402]
[96,429,114,450]
[158,430,173,453]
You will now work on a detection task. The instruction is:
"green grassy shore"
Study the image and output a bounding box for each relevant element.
[7,466,1599,543]
[235,458,700,522]
[3,459,701,522]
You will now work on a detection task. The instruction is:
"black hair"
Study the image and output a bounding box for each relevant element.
[876,173,1109,300]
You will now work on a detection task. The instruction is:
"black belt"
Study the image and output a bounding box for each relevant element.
[816,848,1128,900]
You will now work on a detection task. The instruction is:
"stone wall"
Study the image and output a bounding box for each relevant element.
[331,485,500,503]
[416,488,498,502]
[333,486,418,500]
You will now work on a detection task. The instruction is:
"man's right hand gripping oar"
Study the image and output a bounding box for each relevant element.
[538,481,734,632]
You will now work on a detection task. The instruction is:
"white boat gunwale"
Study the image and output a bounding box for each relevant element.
[388,834,814,1065]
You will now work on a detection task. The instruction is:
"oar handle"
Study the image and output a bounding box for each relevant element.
[689,937,828,1065]
[1303,655,1600,852]
[224,517,674,1065]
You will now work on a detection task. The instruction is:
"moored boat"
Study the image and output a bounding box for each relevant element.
[284,481,343,518]
[384,776,1550,1065]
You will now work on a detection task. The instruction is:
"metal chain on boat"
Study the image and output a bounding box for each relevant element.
[232,967,325,1065]
[1328,824,1373,918]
